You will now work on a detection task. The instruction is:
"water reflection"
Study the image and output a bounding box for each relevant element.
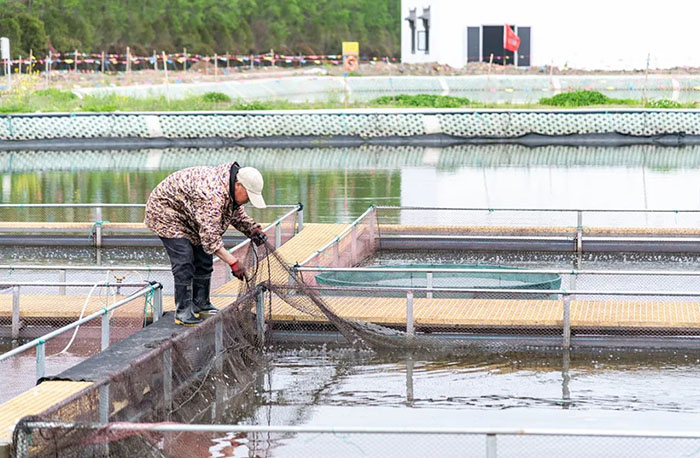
[251,348,700,425]
[3,145,700,225]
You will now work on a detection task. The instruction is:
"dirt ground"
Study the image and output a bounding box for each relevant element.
[31,60,700,91]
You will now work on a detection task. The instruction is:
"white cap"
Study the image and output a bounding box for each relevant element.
[237,167,266,208]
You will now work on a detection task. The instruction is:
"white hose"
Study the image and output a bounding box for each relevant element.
[57,270,114,355]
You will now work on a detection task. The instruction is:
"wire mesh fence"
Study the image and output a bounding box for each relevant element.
[14,422,700,458]
[0,282,161,401]
[0,203,298,225]
[375,206,700,233]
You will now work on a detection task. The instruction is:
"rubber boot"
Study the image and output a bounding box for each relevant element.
[192,277,219,318]
[174,283,203,326]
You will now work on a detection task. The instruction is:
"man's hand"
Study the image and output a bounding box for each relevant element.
[230,260,246,281]
[251,228,268,247]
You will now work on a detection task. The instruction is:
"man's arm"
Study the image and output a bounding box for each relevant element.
[214,246,237,265]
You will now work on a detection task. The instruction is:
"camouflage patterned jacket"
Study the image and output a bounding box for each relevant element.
[144,162,261,254]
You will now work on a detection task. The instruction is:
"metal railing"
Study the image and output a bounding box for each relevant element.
[14,421,700,458]
[298,204,374,266]
[0,282,163,380]
[0,202,304,279]
[0,281,161,339]
[269,278,700,348]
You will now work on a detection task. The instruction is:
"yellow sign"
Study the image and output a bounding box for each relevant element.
[342,42,359,73]
[342,42,359,55]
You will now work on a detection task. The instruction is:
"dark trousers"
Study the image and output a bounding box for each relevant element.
[160,237,213,286]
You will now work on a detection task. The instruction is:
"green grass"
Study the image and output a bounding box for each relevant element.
[644,99,684,109]
[539,90,636,107]
[0,89,696,113]
[373,94,471,108]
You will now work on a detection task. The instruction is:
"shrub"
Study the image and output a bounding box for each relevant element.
[372,94,470,108]
[645,99,683,109]
[539,90,613,107]
[232,101,273,110]
[202,92,231,103]
[33,88,78,102]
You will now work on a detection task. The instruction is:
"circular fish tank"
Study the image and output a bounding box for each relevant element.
[315,264,561,298]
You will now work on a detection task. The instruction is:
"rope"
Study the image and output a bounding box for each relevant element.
[142,284,156,327]
[88,220,111,241]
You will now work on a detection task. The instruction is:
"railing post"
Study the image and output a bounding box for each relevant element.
[576,210,583,264]
[563,293,571,348]
[36,340,45,381]
[256,288,266,347]
[569,271,577,291]
[368,206,376,242]
[12,285,20,340]
[426,272,433,299]
[101,312,110,351]
[406,355,414,405]
[333,238,340,268]
[350,225,357,265]
[153,285,163,322]
[275,222,282,250]
[486,434,497,458]
[215,318,223,373]
[406,291,415,336]
[59,269,66,295]
[297,204,304,233]
[162,348,172,420]
[99,384,110,423]
[95,206,103,248]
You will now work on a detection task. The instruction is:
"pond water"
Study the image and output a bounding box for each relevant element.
[4,145,700,450]
[224,348,700,456]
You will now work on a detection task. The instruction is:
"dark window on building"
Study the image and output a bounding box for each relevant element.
[517,27,531,67]
[405,8,417,54]
[419,7,430,53]
[467,27,480,63]
[482,25,515,65]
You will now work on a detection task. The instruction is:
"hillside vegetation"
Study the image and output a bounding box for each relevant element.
[0,0,400,58]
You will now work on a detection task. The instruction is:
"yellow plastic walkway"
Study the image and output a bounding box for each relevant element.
[263,296,700,329]
[0,381,93,449]
[211,223,348,306]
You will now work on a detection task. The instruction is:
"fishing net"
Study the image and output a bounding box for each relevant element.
[241,238,517,353]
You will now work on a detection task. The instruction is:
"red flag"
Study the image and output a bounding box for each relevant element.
[504,25,520,52]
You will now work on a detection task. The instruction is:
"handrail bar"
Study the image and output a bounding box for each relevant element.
[0,203,297,209]
[279,284,700,297]
[294,266,700,277]
[21,421,700,439]
[0,281,155,287]
[0,283,162,362]
[0,265,171,271]
[375,205,700,213]
[216,204,302,262]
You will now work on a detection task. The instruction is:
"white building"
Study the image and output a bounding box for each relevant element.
[401,0,700,70]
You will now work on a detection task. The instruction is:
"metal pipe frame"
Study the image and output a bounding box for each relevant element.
[20,421,700,439]
[0,281,154,288]
[0,203,298,209]
[275,284,700,298]
[295,266,700,277]
[0,283,162,363]
[0,264,171,271]
[213,204,302,267]
[299,205,375,266]
[375,205,700,214]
